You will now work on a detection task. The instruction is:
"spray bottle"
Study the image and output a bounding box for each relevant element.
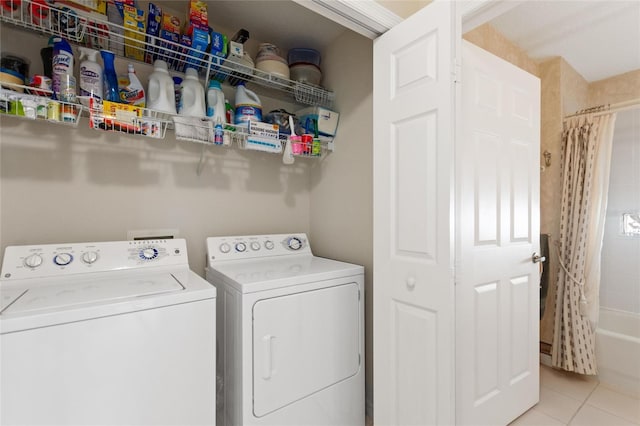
[78,47,103,101]
[100,50,120,103]
[52,37,74,100]
[119,64,145,107]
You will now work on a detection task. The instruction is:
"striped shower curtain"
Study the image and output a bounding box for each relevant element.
[552,112,617,375]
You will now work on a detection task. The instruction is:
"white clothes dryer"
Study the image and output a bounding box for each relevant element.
[0,239,216,426]
[205,233,364,426]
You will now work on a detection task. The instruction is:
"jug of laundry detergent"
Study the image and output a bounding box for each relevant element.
[178,67,206,118]
[234,82,262,128]
[147,60,177,115]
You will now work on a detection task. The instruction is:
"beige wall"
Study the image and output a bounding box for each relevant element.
[0,27,311,276]
[463,24,540,77]
[375,0,430,18]
[310,29,375,410]
[589,69,640,106]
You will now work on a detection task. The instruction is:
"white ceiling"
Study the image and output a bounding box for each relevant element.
[489,0,640,82]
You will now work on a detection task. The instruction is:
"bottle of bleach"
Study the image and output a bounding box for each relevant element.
[234,82,262,128]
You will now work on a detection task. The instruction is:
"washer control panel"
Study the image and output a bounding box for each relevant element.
[1,239,189,281]
[207,233,311,263]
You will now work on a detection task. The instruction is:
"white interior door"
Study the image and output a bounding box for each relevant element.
[455,40,540,425]
[373,1,456,424]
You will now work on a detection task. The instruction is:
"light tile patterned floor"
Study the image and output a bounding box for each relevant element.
[367,364,639,425]
[511,364,640,425]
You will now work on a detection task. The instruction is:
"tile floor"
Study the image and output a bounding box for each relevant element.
[367,364,640,425]
[511,364,640,425]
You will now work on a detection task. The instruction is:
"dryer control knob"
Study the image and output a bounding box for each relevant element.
[235,242,247,253]
[82,251,99,264]
[219,243,231,254]
[23,253,43,269]
[53,253,73,266]
[287,237,303,251]
[264,240,275,250]
[140,248,158,260]
[250,242,261,251]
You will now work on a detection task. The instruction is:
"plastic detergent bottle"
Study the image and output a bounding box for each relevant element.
[119,64,145,107]
[147,60,176,115]
[78,47,103,101]
[100,50,119,103]
[206,79,225,122]
[234,82,262,128]
[178,67,206,118]
[52,37,74,100]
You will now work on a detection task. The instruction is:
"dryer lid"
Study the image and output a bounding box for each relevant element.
[1,272,184,316]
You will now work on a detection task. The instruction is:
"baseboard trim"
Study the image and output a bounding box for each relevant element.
[540,352,552,367]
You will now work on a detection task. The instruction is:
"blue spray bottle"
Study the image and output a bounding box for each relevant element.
[100,50,120,102]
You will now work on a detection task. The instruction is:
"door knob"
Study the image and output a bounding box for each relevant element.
[406,277,416,289]
[532,253,546,263]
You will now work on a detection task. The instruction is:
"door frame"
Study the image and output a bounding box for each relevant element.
[294,0,519,39]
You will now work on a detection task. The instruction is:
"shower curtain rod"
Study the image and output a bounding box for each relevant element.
[563,98,640,120]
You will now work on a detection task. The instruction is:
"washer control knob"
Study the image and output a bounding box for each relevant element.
[250,242,261,251]
[53,253,73,266]
[23,254,43,269]
[82,251,99,264]
[235,242,247,253]
[219,243,231,254]
[287,237,303,251]
[140,248,158,260]
[264,240,275,250]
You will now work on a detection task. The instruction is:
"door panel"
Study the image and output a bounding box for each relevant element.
[456,40,540,425]
[373,1,455,424]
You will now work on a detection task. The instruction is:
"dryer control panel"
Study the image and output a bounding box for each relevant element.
[207,233,312,263]
[1,239,189,281]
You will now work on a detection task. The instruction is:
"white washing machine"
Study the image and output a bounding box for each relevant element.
[0,239,216,426]
[205,233,364,426]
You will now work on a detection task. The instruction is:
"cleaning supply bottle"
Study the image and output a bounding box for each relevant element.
[100,50,119,103]
[119,63,145,107]
[234,82,262,128]
[147,60,177,115]
[52,37,74,100]
[178,67,206,118]
[206,79,225,122]
[78,47,103,101]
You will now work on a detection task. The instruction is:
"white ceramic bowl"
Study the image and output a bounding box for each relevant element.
[256,58,290,79]
[289,63,322,86]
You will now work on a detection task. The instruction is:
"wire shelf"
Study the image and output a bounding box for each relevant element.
[88,99,169,139]
[0,86,83,126]
[0,0,335,108]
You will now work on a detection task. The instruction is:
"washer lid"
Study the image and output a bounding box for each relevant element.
[207,255,363,293]
[2,273,184,316]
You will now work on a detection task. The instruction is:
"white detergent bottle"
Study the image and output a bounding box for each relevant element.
[179,67,206,118]
[78,47,103,101]
[206,80,226,122]
[147,60,176,115]
[234,82,262,128]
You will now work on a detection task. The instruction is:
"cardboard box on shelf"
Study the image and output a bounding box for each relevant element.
[145,3,162,63]
[186,0,208,31]
[296,106,339,137]
[158,13,181,69]
[123,5,146,61]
